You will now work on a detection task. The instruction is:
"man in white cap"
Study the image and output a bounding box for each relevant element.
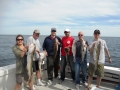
[59,29,75,84]
[26,29,44,89]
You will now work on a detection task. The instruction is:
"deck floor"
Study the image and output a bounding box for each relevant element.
[24,77,116,90]
[23,69,117,90]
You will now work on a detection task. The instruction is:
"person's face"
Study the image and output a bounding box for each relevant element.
[16,36,24,45]
[33,33,40,39]
[94,33,100,39]
[64,31,70,37]
[78,32,84,39]
[51,30,56,36]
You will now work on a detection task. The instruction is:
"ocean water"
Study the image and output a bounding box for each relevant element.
[0,35,120,68]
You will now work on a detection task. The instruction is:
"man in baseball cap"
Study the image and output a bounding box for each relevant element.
[43,28,62,86]
[59,28,75,84]
[33,29,40,34]
[26,29,44,89]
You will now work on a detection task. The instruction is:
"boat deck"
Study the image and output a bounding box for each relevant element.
[33,78,116,90]
[23,65,118,90]
[24,71,116,90]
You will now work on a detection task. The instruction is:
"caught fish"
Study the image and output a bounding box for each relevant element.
[53,38,58,60]
[93,41,101,62]
[39,51,46,79]
[64,47,70,69]
[80,40,87,63]
[93,41,101,70]
[27,44,36,80]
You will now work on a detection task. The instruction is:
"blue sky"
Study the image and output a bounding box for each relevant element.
[0,0,120,37]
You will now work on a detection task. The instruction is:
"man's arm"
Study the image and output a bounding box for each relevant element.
[42,38,46,50]
[57,37,62,47]
[104,41,112,63]
[105,48,112,63]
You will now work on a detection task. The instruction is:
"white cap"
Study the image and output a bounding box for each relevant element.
[33,29,40,33]
[64,28,70,32]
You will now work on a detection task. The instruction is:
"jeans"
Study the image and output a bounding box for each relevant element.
[75,57,87,84]
[60,55,75,81]
[47,55,60,80]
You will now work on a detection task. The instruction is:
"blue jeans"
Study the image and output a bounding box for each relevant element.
[75,57,87,84]
[60,55,75,81]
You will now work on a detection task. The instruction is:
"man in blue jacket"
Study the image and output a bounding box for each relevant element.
[42,28,62,86]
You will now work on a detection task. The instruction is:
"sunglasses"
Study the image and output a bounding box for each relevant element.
[35,33,40,35]
[78,34,83,36]
[17,39,23,41]
[51,30,56,32]
[94,33,100,34]
[64,31,69,33]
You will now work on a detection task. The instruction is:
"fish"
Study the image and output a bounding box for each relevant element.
[27,44,36,81]
[38,51,46,79]
[64,47,70,70]
[53,38,58,60]
[93,41,101,70]
[93,41,101,62]
[72,40,77,62]
[80,40,87,63]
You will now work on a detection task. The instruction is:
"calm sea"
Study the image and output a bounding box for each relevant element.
[0,35,120,68]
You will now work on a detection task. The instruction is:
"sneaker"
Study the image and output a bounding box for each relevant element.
[21,88,25,90]
[76,84,80,90]
[37,81,45,86]
[58,79,63,84]
[46,80,52,86]
[21,83,25,90]
[83,82,87,87]
[33,85,36,90]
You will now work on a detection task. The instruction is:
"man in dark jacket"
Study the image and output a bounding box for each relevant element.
[42,28,62,86]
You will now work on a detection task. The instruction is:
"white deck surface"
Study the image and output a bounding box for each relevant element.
[0,64,119,90]
[31,78,116,90]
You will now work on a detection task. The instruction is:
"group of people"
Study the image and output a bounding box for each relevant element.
[12,28,112,90]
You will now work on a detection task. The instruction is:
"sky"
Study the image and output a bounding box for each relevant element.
[0,0,120,37]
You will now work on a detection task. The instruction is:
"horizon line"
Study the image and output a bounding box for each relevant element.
[0,34,119,38]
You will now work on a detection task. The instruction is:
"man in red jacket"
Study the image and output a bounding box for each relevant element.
[59,29,75,84]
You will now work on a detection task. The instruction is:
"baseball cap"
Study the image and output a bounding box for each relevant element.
[94,29,100,34]
[33,29,40,34]
[51,28,56,32]
[64,28,70,32]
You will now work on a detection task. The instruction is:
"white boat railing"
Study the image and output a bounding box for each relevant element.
[0,63,120,90]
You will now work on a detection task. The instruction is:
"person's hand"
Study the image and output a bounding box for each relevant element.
[109,59,112,63]
[92,43,95,48]
[23,47,27,52]
[74,40,77,45]
[45,51,48,56]
[36,50,40,53]
[25,45,29,50]
[64,47,70,51]
[73,57,76,62]
[57,41,60,45]
[98,41,101,45]
[83,44,87,48]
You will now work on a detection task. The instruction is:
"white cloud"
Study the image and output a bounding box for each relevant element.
[108,20,120,22]
[0,0,120,36]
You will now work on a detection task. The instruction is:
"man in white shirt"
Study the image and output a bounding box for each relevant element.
[87,29,112,90]
[26,29,44,87]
